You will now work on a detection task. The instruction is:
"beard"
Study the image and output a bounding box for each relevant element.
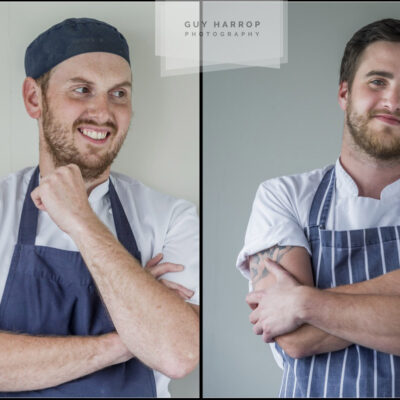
[41,95,128,181]
[346,98,400,161]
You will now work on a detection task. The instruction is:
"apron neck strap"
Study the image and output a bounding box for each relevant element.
[108,177,142,263]
[308,166,335,229]
[17,166,40,245]
[18,167,142,264]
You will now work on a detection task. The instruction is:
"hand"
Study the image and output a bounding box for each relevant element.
[246,258,304,343]
[30,165,96,235]
[145,253,194,300]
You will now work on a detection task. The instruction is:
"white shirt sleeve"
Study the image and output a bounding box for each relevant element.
[158,200,200,305]
[236,178,311,280]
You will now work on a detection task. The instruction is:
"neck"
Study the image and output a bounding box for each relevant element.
[39,150,110,197]
[340,130,400,199]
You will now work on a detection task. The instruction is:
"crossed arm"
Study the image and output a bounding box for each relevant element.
[69,207,199,378]
[247,245,400,358]
[0,165,199,391]
[0,255,198,392]
[0,331,131,391]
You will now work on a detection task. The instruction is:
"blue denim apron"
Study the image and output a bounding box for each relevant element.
[0,167,157,397]
[275,166,400,397]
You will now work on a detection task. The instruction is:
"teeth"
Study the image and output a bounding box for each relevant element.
[80,128,108,140]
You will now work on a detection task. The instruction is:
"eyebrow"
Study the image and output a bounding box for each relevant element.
[67,77,132,89]
[365,70,394,79]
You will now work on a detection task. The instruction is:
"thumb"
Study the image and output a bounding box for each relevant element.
[30,188,46,211]
[264,257,286,280]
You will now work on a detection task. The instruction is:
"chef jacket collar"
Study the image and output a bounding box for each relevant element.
[335,158,400,200]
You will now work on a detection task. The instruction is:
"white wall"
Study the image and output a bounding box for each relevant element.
[0,1,199,397]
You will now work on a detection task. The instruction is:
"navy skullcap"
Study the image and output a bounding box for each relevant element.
[25,17,130,79]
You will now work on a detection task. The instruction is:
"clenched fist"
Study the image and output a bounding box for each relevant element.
[31,164,97,236]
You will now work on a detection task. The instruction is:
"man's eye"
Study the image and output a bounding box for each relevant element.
[112,90,126,98]
[370,79,385,86]
[74,87,90,94]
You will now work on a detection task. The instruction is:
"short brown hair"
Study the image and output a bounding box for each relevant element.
[35,69,52,97]
[339,19,400,91]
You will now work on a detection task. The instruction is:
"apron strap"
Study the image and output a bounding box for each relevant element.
[108,177,142,263]
[308,166,335,229]
[17,166,40,245]
[18,167,142,264]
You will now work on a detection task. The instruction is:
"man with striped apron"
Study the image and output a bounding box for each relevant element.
[273,165,400,397]
[238,18,400,397]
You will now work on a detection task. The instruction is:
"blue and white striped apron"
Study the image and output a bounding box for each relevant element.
[275,166,400,397]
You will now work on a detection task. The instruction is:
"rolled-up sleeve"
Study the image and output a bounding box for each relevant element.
[236,179,311,280]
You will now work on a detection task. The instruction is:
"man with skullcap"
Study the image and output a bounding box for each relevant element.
[0,18,199,397]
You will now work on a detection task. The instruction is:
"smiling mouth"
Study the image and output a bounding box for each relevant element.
[373,115,400,126]
[77,127,111,142]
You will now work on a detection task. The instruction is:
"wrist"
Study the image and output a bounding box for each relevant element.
[67,209,100,241]
[101,332,133,366]
[295,285,316,325]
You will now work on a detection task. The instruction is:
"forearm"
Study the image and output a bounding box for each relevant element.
[0,331,130,391]
[274,267,400,357]
[328,268,400,295]
[299,286,400,355]
[275,271,400,358]
[275,324,351,358]
[275,277,375,358]
[71,215,199,379]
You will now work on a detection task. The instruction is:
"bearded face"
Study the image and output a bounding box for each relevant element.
[346,95,400,161]
[41,93,128,181]
[36,52,132,182]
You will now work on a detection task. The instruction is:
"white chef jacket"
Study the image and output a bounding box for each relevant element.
[0,166,199,398]
[236,158,400,367]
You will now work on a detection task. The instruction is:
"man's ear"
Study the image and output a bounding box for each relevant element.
[338,80,349,111]
[22,77,42,119]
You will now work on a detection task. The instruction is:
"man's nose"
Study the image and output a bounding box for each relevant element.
[87,93,113,122]
[382,87,400,113]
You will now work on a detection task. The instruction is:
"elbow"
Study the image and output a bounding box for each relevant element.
[276,338,310,359]
[161,348,199,379]
[147,330,199,379]
[164,308,199,379]
[284,345,309,359]
[166,359,198,380]
[161,329,199,379]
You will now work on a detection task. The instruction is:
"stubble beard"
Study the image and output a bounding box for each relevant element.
[41,95,128,181]
[346,97,400,162]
